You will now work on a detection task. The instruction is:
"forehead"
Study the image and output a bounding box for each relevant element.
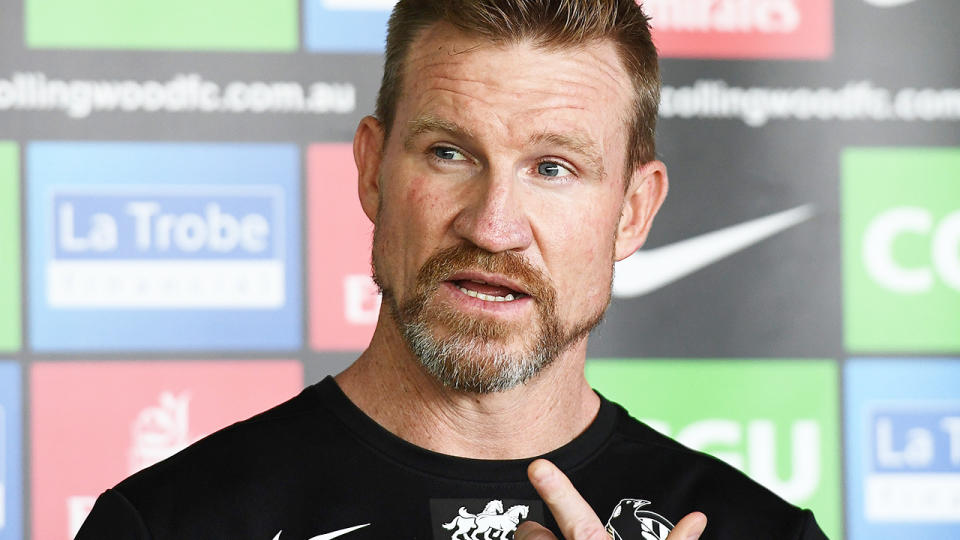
[396,23,634,154]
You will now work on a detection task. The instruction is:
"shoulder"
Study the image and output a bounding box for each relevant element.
[607,404,769,495]
[599,400,828,539]
[112,382,337,512]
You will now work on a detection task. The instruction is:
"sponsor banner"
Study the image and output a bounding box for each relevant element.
[612,205,814,298]
[0,143,19,352]
[307,143,380,350]
[659,80,960,127]
[586,359,841,539]
[842,148,960,352]
[25,0,297,51]
[0,72,357,120]
[645,0,833,59]
[845,358,960,539]
[27,142,302,351]
[0,362,22,540]
[301,0,832,57]
[30,360,302,540]
[304,0,394,52]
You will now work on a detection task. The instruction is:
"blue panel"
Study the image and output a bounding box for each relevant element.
[303,0,392,53]
[28,142,302,351]
[0,362,22,540]
[845,359,960,540]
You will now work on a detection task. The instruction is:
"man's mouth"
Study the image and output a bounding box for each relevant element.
[449,277,529,303]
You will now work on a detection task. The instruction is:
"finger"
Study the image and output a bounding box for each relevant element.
[665,511,707,540]
[515,520,557,540]
[527,459,609,540]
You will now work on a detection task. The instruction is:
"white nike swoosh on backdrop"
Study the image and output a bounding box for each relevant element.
[612,205,815,298]
[861,0,918,7]
[273,524,371,540]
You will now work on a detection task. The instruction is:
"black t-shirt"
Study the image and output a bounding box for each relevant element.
[77,377,828,539]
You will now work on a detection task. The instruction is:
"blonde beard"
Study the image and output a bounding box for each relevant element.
[375,244,609,394]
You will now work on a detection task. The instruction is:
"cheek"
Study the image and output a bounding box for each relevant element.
[398,176,457,245]
[545,200,618,308]
[388,176,457,278]
[572,240,616,311]
[404,176,442,214]
[374,179,425,280]
[563,199,618,259]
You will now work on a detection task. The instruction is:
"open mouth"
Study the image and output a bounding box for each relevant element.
[449,277,529,303]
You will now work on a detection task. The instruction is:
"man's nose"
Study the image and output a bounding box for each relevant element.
[452,170,533,253]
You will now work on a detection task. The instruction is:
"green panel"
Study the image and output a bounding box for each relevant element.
[0,142,20,351]
[586,359,842,540]
[842,148,960,352]
[26,0,298,51]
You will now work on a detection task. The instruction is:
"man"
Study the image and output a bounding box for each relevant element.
[78,1,828,539]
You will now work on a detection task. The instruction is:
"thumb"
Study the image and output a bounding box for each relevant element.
[514,520,558,540]
[666,511,707,540]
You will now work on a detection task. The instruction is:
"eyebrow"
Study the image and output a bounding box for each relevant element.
[404,115,475,151]
[528,131,606,181]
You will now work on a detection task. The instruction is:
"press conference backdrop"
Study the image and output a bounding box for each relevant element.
[0,1,957,539]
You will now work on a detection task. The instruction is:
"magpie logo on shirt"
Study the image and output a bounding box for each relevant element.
[430,499,543,540]
[605,499,674,540]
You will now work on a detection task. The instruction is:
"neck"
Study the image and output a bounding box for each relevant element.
[335,312,600,460]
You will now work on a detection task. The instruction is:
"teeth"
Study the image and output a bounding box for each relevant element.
[457,286,518,302]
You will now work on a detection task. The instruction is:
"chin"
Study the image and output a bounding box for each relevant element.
[403,322,555,394]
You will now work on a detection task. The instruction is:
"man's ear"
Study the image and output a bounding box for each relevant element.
[354,115,385,223]
[614,160,668,261]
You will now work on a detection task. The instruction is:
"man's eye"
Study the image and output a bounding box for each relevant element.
[433,146,467,161]
[537,161,572,178]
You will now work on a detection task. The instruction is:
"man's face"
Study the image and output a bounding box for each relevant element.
[362,24,661,393]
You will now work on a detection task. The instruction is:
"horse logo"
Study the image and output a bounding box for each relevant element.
[605,499,674,540]
[441,499,529,540]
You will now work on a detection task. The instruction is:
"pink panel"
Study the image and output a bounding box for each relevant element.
[649,0,833,59]
[307,143,381,351]
[31,361,302,539]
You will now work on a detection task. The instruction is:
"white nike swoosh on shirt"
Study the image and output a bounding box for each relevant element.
[272,524,371,540]
[612,205,815,298]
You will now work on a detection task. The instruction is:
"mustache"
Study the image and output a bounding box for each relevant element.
[415,245,555,303]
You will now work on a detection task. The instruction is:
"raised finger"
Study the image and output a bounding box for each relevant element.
[665,511,707,540]
[527,459,609,540]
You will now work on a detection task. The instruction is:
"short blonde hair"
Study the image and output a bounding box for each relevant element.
[375,0,660,174]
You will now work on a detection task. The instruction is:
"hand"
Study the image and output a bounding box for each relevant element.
[515,459,707,540]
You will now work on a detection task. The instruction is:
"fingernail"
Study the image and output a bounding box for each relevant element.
[529,460,551,482]
[685,513,707,540]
